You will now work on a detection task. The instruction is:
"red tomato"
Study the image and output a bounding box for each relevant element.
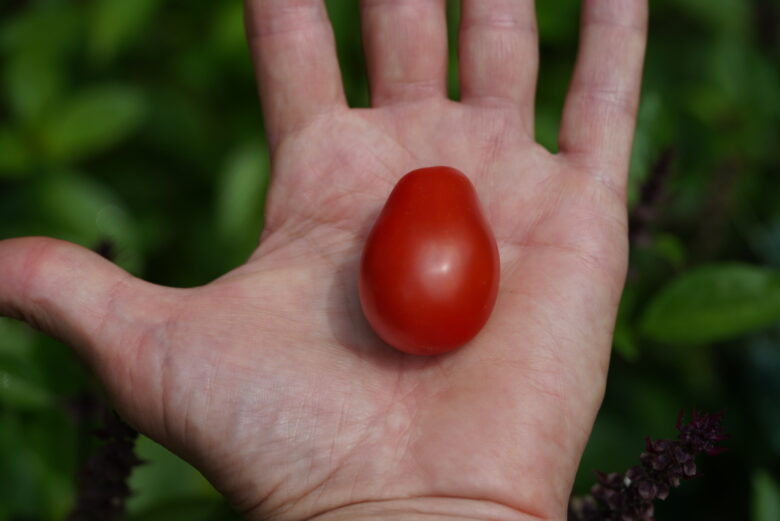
[359,166,500,356]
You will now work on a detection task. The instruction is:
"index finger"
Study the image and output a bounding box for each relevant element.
[558,0,648,192]
[245,0,347,149]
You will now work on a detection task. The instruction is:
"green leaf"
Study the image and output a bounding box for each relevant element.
[43,86,146,163]
[0,318,35,358]
[0,414,42,518]
[652,233,687,269]
[216,141,269,245]
[0,127,32,177]
[4,50,65,125]
[127,498,240,521]
[0,368,52,411]
[34,173,141,272]
[535,106,560,154]
[536,0,579,44]
[0,2,81,55]
[613,322,639,361]
[90,0,162,63]
[0,320,52,411]
[674,0,749,37]
[212,0,247,57]
[0,412,75,519]
[0,369,48,411]
[30,334,93,397]
[753,471,780,521]
[127,436,219,516]
[613,286,640,361]
[36,174,122,240]
[1,2,80,125]
[24,413,79,519]
[640,263,780,345]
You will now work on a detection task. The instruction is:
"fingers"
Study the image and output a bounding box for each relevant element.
[361,0,448,106]
[558,0,648,190]
[459,0,538,132]
[245,0,346,147]
[0,237,160,370]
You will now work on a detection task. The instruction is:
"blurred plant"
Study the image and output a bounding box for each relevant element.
[68,406,142,521]
[639,264,780,345]
[569,411,727,521]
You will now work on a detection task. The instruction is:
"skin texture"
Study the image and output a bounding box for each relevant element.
[0,1,648,521]
[359,166,500,356]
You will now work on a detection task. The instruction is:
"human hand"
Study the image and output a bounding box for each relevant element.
[0,1,648,520]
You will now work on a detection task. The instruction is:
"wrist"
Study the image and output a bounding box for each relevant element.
[298,497,549,521]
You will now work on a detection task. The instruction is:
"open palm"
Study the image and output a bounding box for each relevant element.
[0,2,647,520]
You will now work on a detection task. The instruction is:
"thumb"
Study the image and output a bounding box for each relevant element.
[0,237,167,372]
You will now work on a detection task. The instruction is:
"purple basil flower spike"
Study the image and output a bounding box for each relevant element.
[568,411,726,521]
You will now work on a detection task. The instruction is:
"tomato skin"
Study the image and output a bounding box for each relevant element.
[359,166,500,356]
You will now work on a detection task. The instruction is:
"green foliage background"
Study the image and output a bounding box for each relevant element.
[1,0,779,519]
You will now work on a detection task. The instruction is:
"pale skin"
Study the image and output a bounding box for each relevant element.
[0,1,648,520]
